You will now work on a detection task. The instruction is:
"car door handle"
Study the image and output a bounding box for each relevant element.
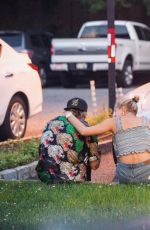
[4,73,14,78]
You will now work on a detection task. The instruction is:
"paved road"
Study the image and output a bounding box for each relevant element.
[25,86,134,138]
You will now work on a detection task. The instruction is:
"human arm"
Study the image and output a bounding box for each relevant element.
[86,135,100,170]
[89,155,100,170]
[65,111,115,136]
[80,120,100,171]
[81,120,100,172]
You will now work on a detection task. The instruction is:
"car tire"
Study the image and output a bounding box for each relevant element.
[39,64,48,88]
[0,96,27,140]
[60,72,76,88]
[117,60,134,87]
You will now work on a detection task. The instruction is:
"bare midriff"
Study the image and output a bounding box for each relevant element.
[119,151,150,164]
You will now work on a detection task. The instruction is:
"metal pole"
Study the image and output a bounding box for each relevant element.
[107,0,116,111]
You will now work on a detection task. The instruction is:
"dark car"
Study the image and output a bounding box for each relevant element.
[0,30,57,87]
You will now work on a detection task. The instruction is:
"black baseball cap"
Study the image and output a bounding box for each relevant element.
[64,98,88,112]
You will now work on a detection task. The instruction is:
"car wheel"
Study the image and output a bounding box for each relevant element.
[0,96,27,140]
[39,64,48,88]
[60,72,76,88]
[117,60,133,87]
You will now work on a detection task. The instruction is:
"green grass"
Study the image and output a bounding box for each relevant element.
[0,181,150,230]
[0,139,39,171]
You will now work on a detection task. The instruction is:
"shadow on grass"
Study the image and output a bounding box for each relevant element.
[1,215,150,230]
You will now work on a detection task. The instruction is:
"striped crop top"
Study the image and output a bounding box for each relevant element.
[113,116,150,158]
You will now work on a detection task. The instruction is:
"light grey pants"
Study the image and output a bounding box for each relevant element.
[117,160,150,184]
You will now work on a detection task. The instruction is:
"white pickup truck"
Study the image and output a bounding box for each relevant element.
[50,20,150,88]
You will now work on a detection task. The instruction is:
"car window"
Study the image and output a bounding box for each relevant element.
[0,33,22,47]
[40,34,51,47]
[30,34,51,48]
[134,25,149,40]
[30,35,43,47]
[134,26,143,40]
[80,26,106,38]
[81,25,130,39]
[142,27,150,41]
[115,25,130,39]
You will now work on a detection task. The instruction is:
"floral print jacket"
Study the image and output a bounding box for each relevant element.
[36,115,99,184]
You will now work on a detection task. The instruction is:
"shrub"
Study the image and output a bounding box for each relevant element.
[86,108,112,125]
[0,138,39,171]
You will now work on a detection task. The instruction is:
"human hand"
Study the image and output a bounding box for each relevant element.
[64,111,73,118]
[67,150,78,164]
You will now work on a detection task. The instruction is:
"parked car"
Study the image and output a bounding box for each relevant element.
[0,30,55,87]
[0,38,43,140]
[50,20,150,88]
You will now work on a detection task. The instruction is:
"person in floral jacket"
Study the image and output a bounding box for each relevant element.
[36,97,100,184]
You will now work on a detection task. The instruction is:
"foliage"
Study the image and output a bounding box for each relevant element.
[81,0,106,12]
[0,181,150,229]
[41,0,60,11]
[86,109,112,126]
[0,139,39,171]
[143,0,150,14]
[81,0,150,15]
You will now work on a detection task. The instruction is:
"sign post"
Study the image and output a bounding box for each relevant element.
[90,80,97,116]
[107,0,116,111]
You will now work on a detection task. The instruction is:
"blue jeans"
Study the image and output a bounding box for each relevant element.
[117,160,150,184]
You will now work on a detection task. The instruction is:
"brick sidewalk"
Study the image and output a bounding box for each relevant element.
[91,152,116,183]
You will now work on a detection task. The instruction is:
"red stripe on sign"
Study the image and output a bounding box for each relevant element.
[108,27,116,45]
[108,46,111,58]
[111,57,116,63]
[112,34,115,44]
[107,27,116,63]
[108,28,115,34]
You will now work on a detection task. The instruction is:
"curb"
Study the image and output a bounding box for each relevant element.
[0,161,38,180]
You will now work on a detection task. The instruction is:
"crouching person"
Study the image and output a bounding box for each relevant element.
[36,98,100,184]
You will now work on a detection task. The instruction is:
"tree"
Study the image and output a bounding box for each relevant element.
[81,0,150,15]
